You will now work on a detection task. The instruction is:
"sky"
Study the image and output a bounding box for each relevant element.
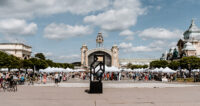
[0,0,200,63]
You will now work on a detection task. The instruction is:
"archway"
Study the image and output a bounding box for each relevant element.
[88,51,112,67]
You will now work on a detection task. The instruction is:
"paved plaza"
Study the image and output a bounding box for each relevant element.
[1,82,200,106]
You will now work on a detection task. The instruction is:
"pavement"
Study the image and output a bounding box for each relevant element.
[1,82,200,106]
[32,82,200,88]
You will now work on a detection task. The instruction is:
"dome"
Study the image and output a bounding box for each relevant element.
[188,20,199,31]
[183,42,196,51]
[183,19,200,40]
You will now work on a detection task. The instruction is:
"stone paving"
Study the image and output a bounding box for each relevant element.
[32,82,200,88]
[1,85,200,106]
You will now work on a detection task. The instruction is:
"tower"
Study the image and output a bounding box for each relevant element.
[81,44,88,67]
[111,44,119,68]
[96,32,104,47]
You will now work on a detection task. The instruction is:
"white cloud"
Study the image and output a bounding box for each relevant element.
[0,0,110,19]
[168,42,177,48]
[44,23,92,40]
[119,41,164,52]
[2,36,26,43]
[0,19,37,36]
[84,0,146,31]
[124,36,134,40]
[43,52,53,57]
[119,42,133,49]
[120,29,134,40]
[120,30,134,36]
[57,54,80,62]
[138,27,183,39]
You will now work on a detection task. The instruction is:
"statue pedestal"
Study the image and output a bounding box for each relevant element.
[89,81,103,93]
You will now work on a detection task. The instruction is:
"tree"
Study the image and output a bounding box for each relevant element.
[8,55,22,69]
[127,63,132,69]
[35,53,46,60]
[29,58,48,71]
[22,59,33,69]
[179,56,200,77]
[168,61,180,70]
[0,51,10,68]
[45,59,54,67]
[150,60,168,68]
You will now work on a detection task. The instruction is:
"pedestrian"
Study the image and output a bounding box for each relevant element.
[183,74,186,82]
[54,72,59,86]
[43,73,47,84]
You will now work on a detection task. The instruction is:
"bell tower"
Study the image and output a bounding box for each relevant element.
[96,32,104,47]
[81,44,88,67]
[111,44,119,68]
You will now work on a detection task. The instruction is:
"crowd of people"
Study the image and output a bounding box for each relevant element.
[1,69,200,87]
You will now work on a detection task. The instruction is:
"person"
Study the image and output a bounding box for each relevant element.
[59,73,62,82]
[43,73,47,84]
[118,72,121,81]
[63,74,66,81]
[183,74,186,82]
[0,76,3,88]
[20,75,25,84]
[54,73,59,86]
[28,72,34,85]
[7,74,14,87]
[106,72,110,80]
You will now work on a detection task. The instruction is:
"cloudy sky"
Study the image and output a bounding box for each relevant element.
[0,0,200,63]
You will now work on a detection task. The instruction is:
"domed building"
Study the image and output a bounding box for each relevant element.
[161,19,200,60]
[177,19,200,57]
[81,33,119,68]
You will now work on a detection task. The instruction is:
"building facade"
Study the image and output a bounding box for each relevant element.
[177,20,200,57]
[161,19,200,60]
[81,33,119,68]
[0,43,32,59]
[119,58,157,68]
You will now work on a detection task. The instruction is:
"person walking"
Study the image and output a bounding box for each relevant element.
[43,73,47,84]
[54,73,59,86]
[183,74,186,82]
[118,72,121,81]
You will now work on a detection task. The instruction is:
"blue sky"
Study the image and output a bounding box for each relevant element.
[0,0,200,63]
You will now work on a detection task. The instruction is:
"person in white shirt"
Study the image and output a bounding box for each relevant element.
[54,73,59,86]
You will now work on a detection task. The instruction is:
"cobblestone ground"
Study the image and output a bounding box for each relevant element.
[0,82,200,106]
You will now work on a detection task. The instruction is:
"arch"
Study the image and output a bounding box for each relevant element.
[87,50,112,67]
[86,48,112,57]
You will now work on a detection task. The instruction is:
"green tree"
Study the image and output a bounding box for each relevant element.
[35,53,46,60]
[45,59,54,67]
[127,63,132,69]
[0,51,10,68]
[179,56,200,69]
[150,60,168,68]
[22,59,33,69]
[168,61,180,70]
[179,56,200,76]
[29,58,48,71]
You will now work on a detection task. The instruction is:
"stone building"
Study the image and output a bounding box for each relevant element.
[177,19,200,57]
[0,43,32,59]
[81,33,119,68]
[119,58,156,68]
[161,19,200,60]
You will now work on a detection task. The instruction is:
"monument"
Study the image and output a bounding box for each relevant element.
[89,54,105,93]
[81,32,119,68]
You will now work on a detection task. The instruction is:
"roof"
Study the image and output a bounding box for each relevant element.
[183,42,196,51]
[0,43,32,48]
[183,20,200,40]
